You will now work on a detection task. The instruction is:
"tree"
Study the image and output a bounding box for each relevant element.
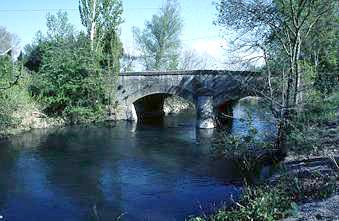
[79,0,123,54]
[24,11,76,72]
[0,54,28,129]
[133,0,183,71]
[302,6,338,95]
[46,11,75,40]
[32,35,107,121]
[23,12,107,124]
[0,26,19,56]
[0,28,21,91]
[179,49,209,70]
[0,55,21,91]
[216,0,336,153]
[79,0,124,117]
[0,28,31,130]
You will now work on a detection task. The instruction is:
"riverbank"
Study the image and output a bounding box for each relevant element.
[0,106,65,141]
[190,112,339,221]
[0,95,193,141]
[278,116,339,221]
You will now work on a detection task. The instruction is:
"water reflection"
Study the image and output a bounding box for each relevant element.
[0,97,275,221]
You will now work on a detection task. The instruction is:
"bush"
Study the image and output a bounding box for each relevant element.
[212,115,278,181]
[63,105,106,125]
[0,55,35,131]
[29,34,109,123]
[287,90,339,154]
[190,185,294,221]
[189,166,337,221]
[278,171,337,203]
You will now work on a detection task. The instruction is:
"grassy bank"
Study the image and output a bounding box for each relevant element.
[190,92,339,221]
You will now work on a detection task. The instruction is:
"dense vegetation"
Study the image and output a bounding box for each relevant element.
[0,0,337,220]
[0,0,123,132]
[190,0,338,220]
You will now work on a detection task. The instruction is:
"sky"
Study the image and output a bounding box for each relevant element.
[0,0,228,68]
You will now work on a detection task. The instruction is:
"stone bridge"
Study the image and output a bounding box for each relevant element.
[115,70,262,128]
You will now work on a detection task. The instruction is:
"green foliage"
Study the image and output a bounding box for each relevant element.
[63,105,105,125]
[279,172,336,203]
[0,56,18,128]
[133,0,182,70]
[79,0,123,59]
[212,114,275,179]
[0,55,35,130]
[286,90,338,154]
[190,185,294,221]
[46,11,75,40]
[79,0,123,108]
[304,6,338,95]
[24,11,119,124]
[190,170,336,221]
[24,11,75,72]
[30,35,107,123]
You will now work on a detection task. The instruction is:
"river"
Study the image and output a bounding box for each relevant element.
[0,98,275,221]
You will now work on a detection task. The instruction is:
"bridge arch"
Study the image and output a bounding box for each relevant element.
[126,87,195,106]
[115,70,261,128]
[132,92,195,122]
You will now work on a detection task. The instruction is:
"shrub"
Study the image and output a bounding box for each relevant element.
[278,171,337,203]
[287,90,339,154]
[63,105,106,125]
[190,185,294,221]
[0,55,35,131]
[29,34,108,123]
[212,114,277,181]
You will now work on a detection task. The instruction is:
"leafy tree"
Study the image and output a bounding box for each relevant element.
[79,0,123,54]
[24,11,75,72]
[32,34,106,122]
[24,12,108,124]
[133,0,183,70]
[0,54,33,131]
[46,11,75,40]
[216,0,336,153]
[79,0,124,116]
[302,6,338,95]
[0,55,21,91]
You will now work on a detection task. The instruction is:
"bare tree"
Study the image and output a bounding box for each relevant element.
[120,52,139,72]
[216,0,334,153]
[0,27,21,91]
[179,49,210,70]
[0,26,19,57]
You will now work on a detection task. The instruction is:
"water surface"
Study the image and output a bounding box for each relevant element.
[0,98,274,221]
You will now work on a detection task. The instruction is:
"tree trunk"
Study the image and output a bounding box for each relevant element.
[90,0,97,51]
[275,112,289,157]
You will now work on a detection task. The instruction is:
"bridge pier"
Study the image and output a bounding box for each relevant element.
[196,96,215,129]
[117,103,137,121]
[128,104,138,121]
